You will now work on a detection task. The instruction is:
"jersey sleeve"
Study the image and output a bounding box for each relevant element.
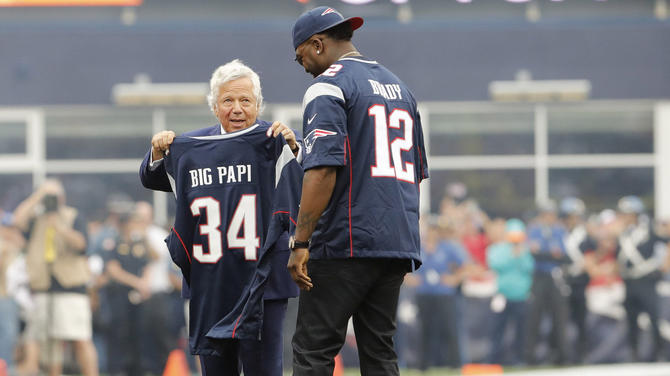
[301,80,348,170]
[414,109,430,182]
[162,141,193,285]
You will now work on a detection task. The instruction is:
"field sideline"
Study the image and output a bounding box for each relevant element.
[279,363,670,376]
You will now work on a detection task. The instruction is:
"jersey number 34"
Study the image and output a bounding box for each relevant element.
[189,195,260,263]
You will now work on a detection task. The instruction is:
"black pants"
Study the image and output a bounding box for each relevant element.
[624,277,662,361]
[568,281,588,362]
[416,294,464,369]
[524,272,569,365]
[106,289,143,376]
[292,258,408,376]
[141,292,177,375]
[489,300,527,365]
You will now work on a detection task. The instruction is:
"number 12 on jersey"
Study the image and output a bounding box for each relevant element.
[369,105,415,183]
[189,195,260,263]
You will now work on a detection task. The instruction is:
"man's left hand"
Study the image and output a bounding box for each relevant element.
[287,248,313,291]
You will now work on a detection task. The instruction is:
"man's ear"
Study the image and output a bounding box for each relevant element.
[312,37,324,54]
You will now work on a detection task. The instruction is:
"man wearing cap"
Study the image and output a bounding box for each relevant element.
[615,195,669,361]
[524,200,570,365]
[287,6,429,375]
[559,197,592,363]
[486,218,534,365]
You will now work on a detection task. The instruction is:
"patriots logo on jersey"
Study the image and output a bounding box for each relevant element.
[321,7,342,17]
[304,128,337,154]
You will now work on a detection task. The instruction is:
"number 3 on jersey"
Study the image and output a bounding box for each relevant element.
[189,195,259,263]
[369,105,415,183]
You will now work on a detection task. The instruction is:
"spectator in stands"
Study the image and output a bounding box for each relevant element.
[559,197,592,363]
[134,202,182,375]
[487,218,534,365]
[86,194,135,374]
[615,196,668,362]
[524,200,569,365]
[12,179,98,376]
[0,211,25,374]
[104,205,154,376]
[485,218,507,245]
[439,188,490,269]
[460,202,490,268]
[584,210,621,295]
[405,217,471,369]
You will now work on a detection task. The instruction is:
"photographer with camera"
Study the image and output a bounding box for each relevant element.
[12,179,98,376]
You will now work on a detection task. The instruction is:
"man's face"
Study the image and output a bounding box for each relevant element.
[564,214,581,228]
[618,212,638,227]
[295,37,327,78]
[213,77,258,133]
[540,211,557,224]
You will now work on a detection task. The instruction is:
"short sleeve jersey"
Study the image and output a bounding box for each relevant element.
[105,238,151,292]
[163,124,301,355]
[301,56,429,264]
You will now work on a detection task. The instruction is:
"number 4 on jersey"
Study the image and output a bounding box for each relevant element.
[369,105,415,183]
[189,195,259,263]
[226,194,260,261]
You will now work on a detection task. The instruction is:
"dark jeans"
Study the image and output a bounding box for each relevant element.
[106,290,143,376]
[624,277,663,361]
[0,298,19,371]
[292,258,408,376]
[568,281,588,362]
[141,292,177,375]
[416,293,465,369]
[524,272,569,365]
[488,299,527,365]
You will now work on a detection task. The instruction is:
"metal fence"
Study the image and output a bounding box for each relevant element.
[1,100,668,222]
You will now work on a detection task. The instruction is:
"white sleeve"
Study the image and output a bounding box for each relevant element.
[148,149,164,171]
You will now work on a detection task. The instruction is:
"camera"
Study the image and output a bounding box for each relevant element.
[43,194,59,213]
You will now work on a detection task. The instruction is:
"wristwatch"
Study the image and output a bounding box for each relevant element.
[288,235,310,251]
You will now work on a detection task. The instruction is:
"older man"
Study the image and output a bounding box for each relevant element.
[140,59,300,190]
[140,59,300,376]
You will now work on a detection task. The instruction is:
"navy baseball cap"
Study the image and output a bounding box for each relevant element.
[292,6,364,50]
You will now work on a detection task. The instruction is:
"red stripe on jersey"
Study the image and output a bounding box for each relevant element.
[273,210,297,226]
[231,314,242,338]
[171,227,192,264]
[346,136,353,257]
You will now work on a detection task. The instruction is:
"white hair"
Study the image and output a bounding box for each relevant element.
[207,59,264,114]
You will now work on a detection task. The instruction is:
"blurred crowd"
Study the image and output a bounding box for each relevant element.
[0,180,187,376]
[395,183,670,370]
[2,179,670,375]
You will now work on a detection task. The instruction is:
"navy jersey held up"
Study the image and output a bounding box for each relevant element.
[206,162,302,341]
[164,124,302,355]
[301,56,429,265]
